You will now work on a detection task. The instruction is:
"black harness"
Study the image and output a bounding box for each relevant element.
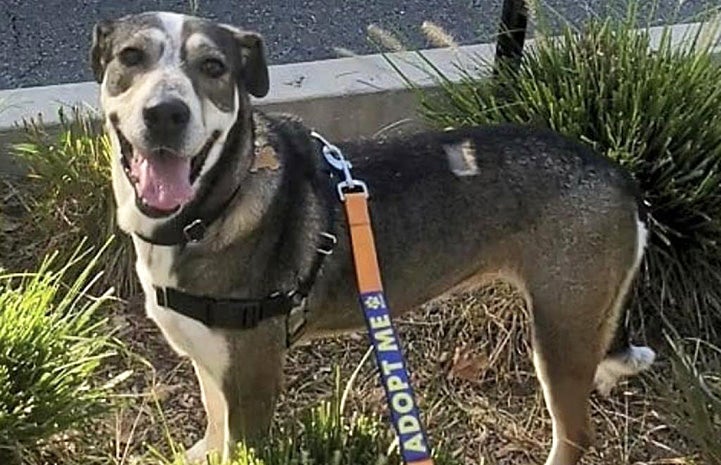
[137,132,338,346]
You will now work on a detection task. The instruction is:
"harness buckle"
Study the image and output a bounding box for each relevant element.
[285,291,309,347]
[317,232,337,255]
[155,287,169,307]
[183,219,207,243]
[203,300,216,326]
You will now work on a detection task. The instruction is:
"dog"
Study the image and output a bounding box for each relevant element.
[90,11,656,465]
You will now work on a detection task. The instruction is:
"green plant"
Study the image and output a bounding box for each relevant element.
[658,328,721,465]
[151,367,457,465]
[397,6,721,342]
[0,242,118,464]
[187,0,200,15]
[12,107,137,297]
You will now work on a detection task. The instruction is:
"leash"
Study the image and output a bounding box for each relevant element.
[311,131,435,465]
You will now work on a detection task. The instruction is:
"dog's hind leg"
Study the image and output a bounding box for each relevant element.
[532,283,655,465]
[526,211,653,465]
[594,217,656,397]
[531,302,600,465]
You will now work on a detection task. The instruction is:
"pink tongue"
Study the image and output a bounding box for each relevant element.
[131,152,194,211]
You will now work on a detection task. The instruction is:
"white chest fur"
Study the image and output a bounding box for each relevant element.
[133,237,229,381]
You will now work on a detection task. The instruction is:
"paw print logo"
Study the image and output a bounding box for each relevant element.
[364,294,385,310]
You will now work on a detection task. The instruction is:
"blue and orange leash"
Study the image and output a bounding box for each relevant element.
[312,132,434,465]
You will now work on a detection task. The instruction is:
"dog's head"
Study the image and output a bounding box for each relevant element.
[90,12,268,230]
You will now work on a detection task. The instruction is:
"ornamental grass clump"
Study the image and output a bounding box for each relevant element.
[158,370,457,465]
[12,107,137,297]
[0,244,116,463]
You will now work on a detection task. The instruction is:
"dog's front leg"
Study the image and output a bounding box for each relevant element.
[220,325,285,460]
[184,325,285,464]
[186,363,227,462]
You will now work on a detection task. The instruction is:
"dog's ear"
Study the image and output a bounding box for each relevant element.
[90,20,115,83]
[233,31,269,98]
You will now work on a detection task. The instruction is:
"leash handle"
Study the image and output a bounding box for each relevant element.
[344,192,434,465]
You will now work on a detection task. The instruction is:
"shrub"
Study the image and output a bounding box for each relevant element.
[12,107,137,297]
[401,7,721,342]
[0,243,117,463]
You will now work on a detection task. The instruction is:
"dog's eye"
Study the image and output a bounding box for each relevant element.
[200,58,227,78]
[119,47,145,67]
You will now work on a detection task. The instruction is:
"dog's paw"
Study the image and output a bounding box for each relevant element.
[185,438,208,464]
[594,345,656,397]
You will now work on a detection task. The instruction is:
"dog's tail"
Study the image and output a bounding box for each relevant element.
[595,209,655,396]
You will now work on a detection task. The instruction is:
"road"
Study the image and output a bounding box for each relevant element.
[0,0,714,89]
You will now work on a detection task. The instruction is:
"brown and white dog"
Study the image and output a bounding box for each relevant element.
[90,11,655,465]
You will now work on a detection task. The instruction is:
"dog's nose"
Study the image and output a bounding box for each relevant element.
[143,99,191,133]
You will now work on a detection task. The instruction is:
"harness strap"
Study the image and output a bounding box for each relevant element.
[151,227,336,343]
[154,286,297,329]
[343,191,434,465]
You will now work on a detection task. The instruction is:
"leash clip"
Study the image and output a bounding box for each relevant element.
[311,131,368,201]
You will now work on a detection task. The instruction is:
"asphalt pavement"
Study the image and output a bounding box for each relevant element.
[0,0,715,89]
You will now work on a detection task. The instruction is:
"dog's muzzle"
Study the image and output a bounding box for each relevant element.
[113,117,220,217]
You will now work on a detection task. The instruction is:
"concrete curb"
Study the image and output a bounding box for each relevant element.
[0,20,717,176]
[0,41,494,176]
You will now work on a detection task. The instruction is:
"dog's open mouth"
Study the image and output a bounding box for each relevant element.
[116,127,220,216]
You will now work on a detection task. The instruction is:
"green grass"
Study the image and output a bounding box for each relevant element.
[0,241,118,464]
[12,107,137,297]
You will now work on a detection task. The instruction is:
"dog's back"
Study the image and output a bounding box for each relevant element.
[312,122,645,318]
